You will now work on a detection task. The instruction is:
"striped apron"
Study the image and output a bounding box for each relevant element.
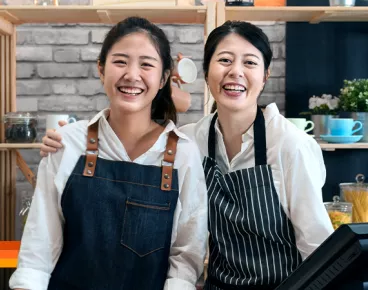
[203,107,302,290]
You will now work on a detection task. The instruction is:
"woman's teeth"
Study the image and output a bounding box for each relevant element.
[118,87,143,95]
[223,85,246,92]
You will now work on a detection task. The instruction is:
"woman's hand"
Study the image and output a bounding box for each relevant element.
[40,120,67,157]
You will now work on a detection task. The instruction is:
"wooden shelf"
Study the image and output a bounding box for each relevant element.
[318,141,368,151]
[0,5,207,25]
[219,6,368,24]
[0,143,42,150]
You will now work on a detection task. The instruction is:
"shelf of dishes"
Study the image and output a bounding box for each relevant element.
[288,117,368,149]
[1,113,368,151]
[2,4,368,26]
[221,6,368,24]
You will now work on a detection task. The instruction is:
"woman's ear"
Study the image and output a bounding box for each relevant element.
[160,69,170,89]
[97,60,105,84]
[264,68,271,83]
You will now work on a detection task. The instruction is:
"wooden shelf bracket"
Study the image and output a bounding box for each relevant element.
[97,9,112,23]
[0,11,20,25]
[0,16,14,35]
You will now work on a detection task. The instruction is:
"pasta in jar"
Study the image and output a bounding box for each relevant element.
[340,174,368,223]
[324,196,353,230]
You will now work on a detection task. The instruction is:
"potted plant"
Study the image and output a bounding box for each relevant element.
[301,94,339,139]
[338,79,368,141]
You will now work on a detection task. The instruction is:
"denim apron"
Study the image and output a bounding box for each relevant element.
[204,107,302,290]
[48,120,180,290]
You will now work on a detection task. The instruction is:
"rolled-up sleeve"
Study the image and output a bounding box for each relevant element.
[9,155,64,290]
[164,144,208,290]
[285,139,334,260]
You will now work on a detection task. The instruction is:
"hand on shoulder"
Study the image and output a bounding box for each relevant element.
[39,120,67,157]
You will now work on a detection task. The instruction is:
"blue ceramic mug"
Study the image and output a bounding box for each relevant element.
[329,118,363,136]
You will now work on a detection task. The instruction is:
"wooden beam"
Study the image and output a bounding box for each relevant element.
[216,1,225,26]
[0,35,5,143]
[206,1,216,35]
[204,1,216,116]
[0,17,13,36]
[0,30,17,289]
[10,28,16,112]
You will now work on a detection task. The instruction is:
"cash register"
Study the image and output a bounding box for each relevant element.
[276,223,368,290]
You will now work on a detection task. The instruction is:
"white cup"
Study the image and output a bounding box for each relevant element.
[177,57,197,84]
[287,118,315,133]
[46,114,77,130]
[172,53,197,85]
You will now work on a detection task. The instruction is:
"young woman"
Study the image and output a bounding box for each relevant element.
[39,20,334,289]
[10,17,208,290]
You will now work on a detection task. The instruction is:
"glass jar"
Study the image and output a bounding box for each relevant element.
[226,0,254,6]
[324,195,353,230]
[4,112,38,143]
[339,174,368,223]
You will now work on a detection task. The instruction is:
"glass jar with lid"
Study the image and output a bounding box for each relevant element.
[3,112,38,143]
[339,174,368,223]
[324,195,353,230]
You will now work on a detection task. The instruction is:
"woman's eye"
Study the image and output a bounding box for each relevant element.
[142,63,154,67]
[219,58,231,63]
[113,60,126,65]
[245,61,257,65]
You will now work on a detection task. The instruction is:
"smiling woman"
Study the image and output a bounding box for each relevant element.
[9,16,208,290]
[179,21,334,289]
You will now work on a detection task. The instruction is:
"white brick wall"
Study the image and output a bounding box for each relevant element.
[9,2,286,238]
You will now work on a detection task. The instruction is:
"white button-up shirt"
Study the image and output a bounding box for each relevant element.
[180,103,334,261]
[9,109,208,290]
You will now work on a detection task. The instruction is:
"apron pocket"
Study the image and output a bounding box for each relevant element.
[121,197,171,257]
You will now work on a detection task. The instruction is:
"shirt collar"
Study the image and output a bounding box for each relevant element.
[213,102,280,143]
[88,108,190,148]
[88,108,109,126]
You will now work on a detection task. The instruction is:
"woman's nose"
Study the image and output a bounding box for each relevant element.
[123,65,141,82]
[228,62,244,79]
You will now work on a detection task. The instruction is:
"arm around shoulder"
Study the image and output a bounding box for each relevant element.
[285,138,333,260]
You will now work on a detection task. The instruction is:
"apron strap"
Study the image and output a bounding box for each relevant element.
[254,106,267,166]
[207,106,267,166]
[82,121,180,187]
[208,112,218,160]
[161,131,179,191]
[83,121,99,177]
